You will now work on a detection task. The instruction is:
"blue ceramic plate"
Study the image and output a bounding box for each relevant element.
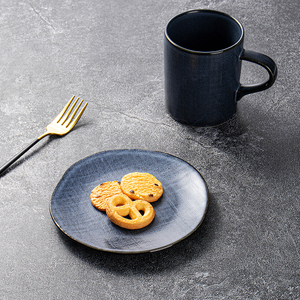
[50,149,208,253]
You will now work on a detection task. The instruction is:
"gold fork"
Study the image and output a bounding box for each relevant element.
[0,96,88,175]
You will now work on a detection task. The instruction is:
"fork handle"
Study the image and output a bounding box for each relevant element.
[0,138,40,175]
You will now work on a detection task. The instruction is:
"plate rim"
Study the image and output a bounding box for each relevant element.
[50,149,209,254]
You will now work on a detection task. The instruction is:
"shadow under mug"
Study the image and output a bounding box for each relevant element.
[164,9,278,127]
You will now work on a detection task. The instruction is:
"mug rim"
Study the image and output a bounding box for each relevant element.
[165,9,244,55]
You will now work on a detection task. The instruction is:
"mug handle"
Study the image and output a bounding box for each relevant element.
[237,49,278,101]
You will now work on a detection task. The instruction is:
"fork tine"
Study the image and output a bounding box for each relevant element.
[65,99,84,127]
[60,97,80,125]
[54,95,75,123]
[66,102,88,130]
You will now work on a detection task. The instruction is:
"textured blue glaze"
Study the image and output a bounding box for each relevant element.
[164,10,276,126]
[50,149,209,253]
[165,39,243,126]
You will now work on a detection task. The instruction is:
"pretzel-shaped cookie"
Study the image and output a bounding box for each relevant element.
[106,194,155,230]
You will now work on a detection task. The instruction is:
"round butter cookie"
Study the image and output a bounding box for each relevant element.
[90,180,123,212]
[120,172,163,202]
[106,194,155,230]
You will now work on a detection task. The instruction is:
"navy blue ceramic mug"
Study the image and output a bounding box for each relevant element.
[164,9,277,126]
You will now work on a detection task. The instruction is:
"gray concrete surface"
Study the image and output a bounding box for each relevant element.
[0,0,299,299]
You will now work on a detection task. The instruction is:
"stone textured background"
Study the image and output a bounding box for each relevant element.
[0,0,299,299]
